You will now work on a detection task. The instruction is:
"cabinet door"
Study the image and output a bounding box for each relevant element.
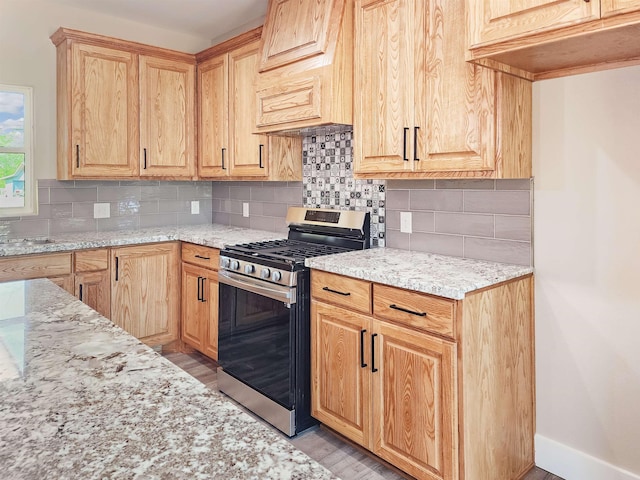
[354,0,416,174]
[49,275,74,295]
[139,56,195,177]
[469,0,599,46]
[417,0,496,174]
[601,0,640,16]
[229,41,269,177]
[372,320,457,480]
[75,270,110,318]
[111,243,180,346]
[198,54,229,177]
[258,0,341,72]
[201,273,219,360]
[71,43,139,177]
[311,301,371,448]
[181,263,207,351]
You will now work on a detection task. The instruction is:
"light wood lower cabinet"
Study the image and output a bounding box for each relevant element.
[74,248,110,318]
[180,243,219,360]
[0,252,73,294]
[111,242,180,347]
[311,270,534,480]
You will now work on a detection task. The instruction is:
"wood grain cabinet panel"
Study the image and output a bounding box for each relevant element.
[310,271,535,480]
[75,270,110,318]
[197,30,302,181]
[181,243,219,360]
[354,0,531,179]
[311,270,372,314]
[0,253,72,282]
[139,56,195,178]
[110,242,180,347]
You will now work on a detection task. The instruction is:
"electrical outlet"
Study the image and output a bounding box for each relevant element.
[191,201,200,215]
[400,211,412,233]
[93,203,110,219]
[243,202,250,218]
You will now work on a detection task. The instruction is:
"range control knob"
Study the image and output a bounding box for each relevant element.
[244,264,255,274]
[230,260,240,271]
[271,271,282,282]
[260,268,271,279]
[220,258,230,269]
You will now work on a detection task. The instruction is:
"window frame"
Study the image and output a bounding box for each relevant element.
[0,83,36,218]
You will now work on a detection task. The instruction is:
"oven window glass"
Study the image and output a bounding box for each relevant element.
[218,283,295,408]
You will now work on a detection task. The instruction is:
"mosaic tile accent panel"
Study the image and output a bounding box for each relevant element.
[302,129,386,247]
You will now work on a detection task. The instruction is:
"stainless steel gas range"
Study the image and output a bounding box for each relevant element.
[217,207,370,436]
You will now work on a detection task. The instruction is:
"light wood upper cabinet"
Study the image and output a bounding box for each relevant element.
[254,0,353,133]
[258,0,338,72]
[197,29,302,181]
[111,242,180,347]
[139,56,195,178]
[469,0,599,47]
[51,28,196,180]
[467,0,640,80]
[354,0,532,179]
[62,42,139,178]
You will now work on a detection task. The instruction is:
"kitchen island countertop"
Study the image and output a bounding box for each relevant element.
[0,279,337,480]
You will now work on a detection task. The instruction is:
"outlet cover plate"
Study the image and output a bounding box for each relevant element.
[93,203,110,219]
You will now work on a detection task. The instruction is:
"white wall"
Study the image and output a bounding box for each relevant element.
[0,0,211,179]
[533,65,640,479]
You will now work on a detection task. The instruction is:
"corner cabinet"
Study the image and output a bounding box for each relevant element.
[353,0,532,179]
[197,28,302,180]
[311,270,535,480]
[110,242,180,347]
[51,28,196,180]
[181,243,219,360]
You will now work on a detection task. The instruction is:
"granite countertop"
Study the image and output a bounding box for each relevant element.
[0,224,286,257]
[0,279,337,480]
[305,247,534,300]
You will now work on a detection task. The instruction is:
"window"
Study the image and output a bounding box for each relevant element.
[0,84,36,217]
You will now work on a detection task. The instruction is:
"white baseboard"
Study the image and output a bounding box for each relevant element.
[535,434,640,480]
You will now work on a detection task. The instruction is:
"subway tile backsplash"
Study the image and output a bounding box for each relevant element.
[0,179,213,239]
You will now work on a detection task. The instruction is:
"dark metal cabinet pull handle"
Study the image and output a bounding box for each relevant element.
[79,284,83,301]
[322,286,351,296]
[200,277,207,303]
[197,276,202,301]
[259,144,264,168]
[371,333,378,373]
[360,329,367,368]
[195,254,210,260]
[221,148,226,170]
[115,257,119,281]
[414,126,420,161]
[389,304,426,317]
[143,148,147,169]
[403,127,409,161]
[76,144,80,168]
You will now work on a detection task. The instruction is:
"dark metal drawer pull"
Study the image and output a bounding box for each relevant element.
[79,284,83,301]
[371,333,378,373]
[221,147,226,170]
[201,277,207,303]
[197,276,202,301]
[413,126,420,161]
[402,127,409,161]
[322,286,351,296]
[389,304,426,317]
[360,329,367,368]
[195,254,210,260]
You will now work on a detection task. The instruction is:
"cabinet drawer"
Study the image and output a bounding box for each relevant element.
[311,270,371,315]
[373,284,456,338]
[75,249,109,272]
[256,75,322,128]
[0,253,73,282]
[181,243,219,270]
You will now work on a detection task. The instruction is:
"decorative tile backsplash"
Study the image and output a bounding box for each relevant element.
[301,128,386,246]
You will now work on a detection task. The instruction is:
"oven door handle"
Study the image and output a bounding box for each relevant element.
[218,269,297,305]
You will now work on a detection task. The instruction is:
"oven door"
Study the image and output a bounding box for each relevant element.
[218,270,297,409]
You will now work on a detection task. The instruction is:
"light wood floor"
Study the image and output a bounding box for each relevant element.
[163,350,564,480]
